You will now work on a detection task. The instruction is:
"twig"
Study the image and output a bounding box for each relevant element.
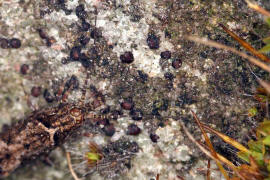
[66,151,82,180]
[245,0,270,17]
[184,36,270,73]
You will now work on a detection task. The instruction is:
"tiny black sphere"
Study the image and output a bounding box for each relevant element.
[0,38,9,49]
[20,64,29,75]
[127,124,141,135]
[9,38,21,49]
[160,50,171,59]
[147,33,159,49]
[120,51,134,64]
[172,58,182,69]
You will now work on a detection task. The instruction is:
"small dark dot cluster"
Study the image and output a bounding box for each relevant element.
[38,29,55,47]
[0,38,21,49]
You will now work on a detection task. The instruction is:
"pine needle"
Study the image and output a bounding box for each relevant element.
[184,36,270,73]
[201,123,250,154]
[219,24,270,63]
[245,0,270,17]
[191,111,230,180]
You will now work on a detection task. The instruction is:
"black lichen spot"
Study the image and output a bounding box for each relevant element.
[160,51,171,59]
[9,38,21,49]
[81,20,91,31]
[38,29,48,39]
[165,30,171,39]
[137,70,148,83]
[110,110,122,120]
[90,28,102,40]
[120,51,134,64]
[121,100,134,110]
[75,4,87,20]
[101,58,109,66]
[43,89,55,103]
[130,109,143,121]
[20,64,29,75]
[102,124,115,137]
[5,153,10,160]
[100,106,110,114]
[65,75,79,90]
[164,72,174,81]
[88,47,100,61]
[172,58,182,69]
[79,35,90,46]
[61,57,69,64]
[147,33,159,49]
[176,94,195,107]
[31,86,42,97]
[0,38,9,49]
[127,124,141,135]
[199,51,208,59]
[150,133,159,143]
[24,144,30,150]
[80,53,92,68]
[70,46,81,61]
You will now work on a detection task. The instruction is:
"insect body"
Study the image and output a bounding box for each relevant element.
[0,103,87,177]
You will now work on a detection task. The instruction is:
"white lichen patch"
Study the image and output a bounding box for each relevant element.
[91,0,174,77]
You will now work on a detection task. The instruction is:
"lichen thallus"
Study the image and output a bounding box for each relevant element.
[0,70,117,178]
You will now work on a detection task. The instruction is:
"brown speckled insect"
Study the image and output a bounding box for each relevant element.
[0,75,111,177]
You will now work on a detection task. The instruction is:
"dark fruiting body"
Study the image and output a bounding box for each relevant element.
[121,101,134,110]
[81,20,91,31]
[43,89,55,103]
[160,51,171,59]
[147,33,159,49]
[38,29,48,39]
[79,35,90,46]
[150,133,159,143]
[172,58,182,69]
[127,124,141,135]
[0,38,9,49]
[75,4,87,20]
[120,51,134,64]
[20,64,29,75]
[9,38,21,49]
[102,124,115,136]
[31,87,42,97]
[164,72,174,80]
[70,46,82,61]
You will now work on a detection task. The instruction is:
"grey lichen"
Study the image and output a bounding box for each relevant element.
[0,0,267,179]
